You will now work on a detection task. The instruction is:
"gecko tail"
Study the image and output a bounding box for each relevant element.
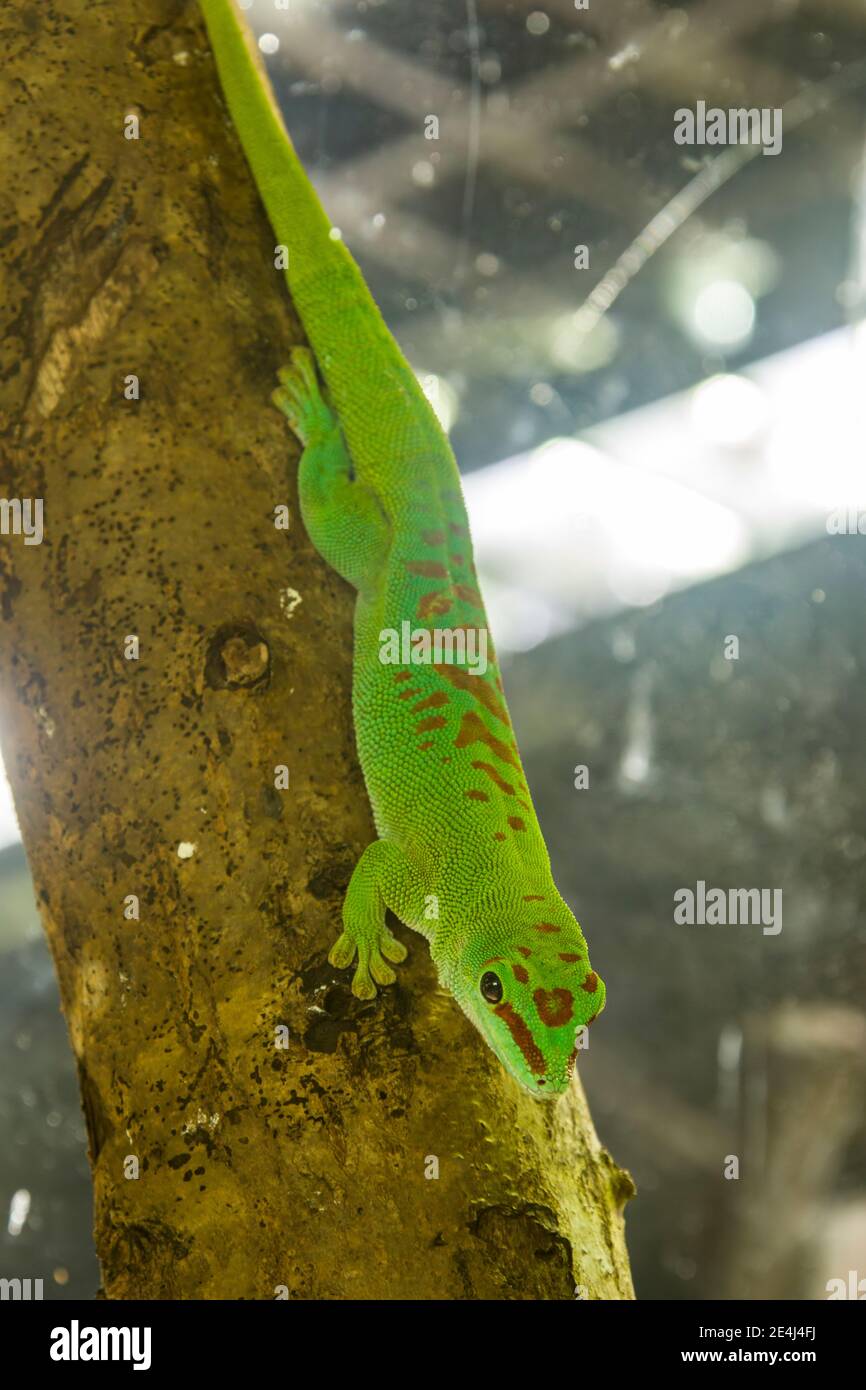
[199,0,451,482]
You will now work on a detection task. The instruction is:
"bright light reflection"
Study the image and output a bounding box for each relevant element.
[691,374,769,448]
[691,279,755,349]
[0,747,20,848]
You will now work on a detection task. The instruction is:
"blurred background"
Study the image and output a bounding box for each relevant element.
[2,0,866,1299]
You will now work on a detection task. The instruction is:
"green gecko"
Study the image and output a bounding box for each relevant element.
[200,0,605,1097]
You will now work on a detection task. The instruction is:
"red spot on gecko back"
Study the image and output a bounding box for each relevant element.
[523,894,545,902]
[421,529,446,545]
[393,671,412,683]
[534,923,561,934]
[454,584,485,609]
[418,590,452,620]
[494,1002,545,1075]
[416,715,446,733]
[559,953,582,963]
[507,816,526,832]
[581,971,599,994]
[413,691,449,712]
[493,832,506,842]
[471,760,514,795]
[465,789,489,801]
[534,988,574,1028]
[436,666,509,725]
[455,712,521,771]
[407,560,449,578]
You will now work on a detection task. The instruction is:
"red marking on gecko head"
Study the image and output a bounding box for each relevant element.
[534,988,574,1028]
[523,894,545,902]
[494,1002,545,1075]
[581,972,599,994]
[512,964,529,984]
[421,529,446,545]
[507,816,526,832]
[493,832,506,842]
[465,789,489,801]
[534,922,561,934]
[516,946,533,959]
[559,952,582,963]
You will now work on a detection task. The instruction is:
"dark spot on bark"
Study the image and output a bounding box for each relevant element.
[304,982,358,1053]
[167,1152,191,1170]
[1,572,23,620]
[469,1204,573,1298]
[307,855,353,899]
[76,1059,112,1163]
[204,622,270,690]
[261,784,283,819]
[102,1220,191,1298]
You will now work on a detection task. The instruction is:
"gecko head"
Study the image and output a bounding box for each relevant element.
[452,914,605,1099]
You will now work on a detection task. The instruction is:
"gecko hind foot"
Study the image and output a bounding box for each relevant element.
[271,347,334,447]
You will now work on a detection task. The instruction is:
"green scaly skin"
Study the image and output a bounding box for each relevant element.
[200,0,605,1097]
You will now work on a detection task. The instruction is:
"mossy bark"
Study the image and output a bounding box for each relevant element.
[0,0,634,1299]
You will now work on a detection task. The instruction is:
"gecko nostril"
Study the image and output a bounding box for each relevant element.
[537,1078,546,1086]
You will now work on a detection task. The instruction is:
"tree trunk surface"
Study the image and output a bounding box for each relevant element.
[0,0,634,1299]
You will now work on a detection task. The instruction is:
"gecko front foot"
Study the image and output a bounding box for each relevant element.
[329,923,408,1000]
[328,840,412,999]
[271,346,334,447]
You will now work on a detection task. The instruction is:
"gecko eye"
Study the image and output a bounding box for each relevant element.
[480,971,503,1004]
